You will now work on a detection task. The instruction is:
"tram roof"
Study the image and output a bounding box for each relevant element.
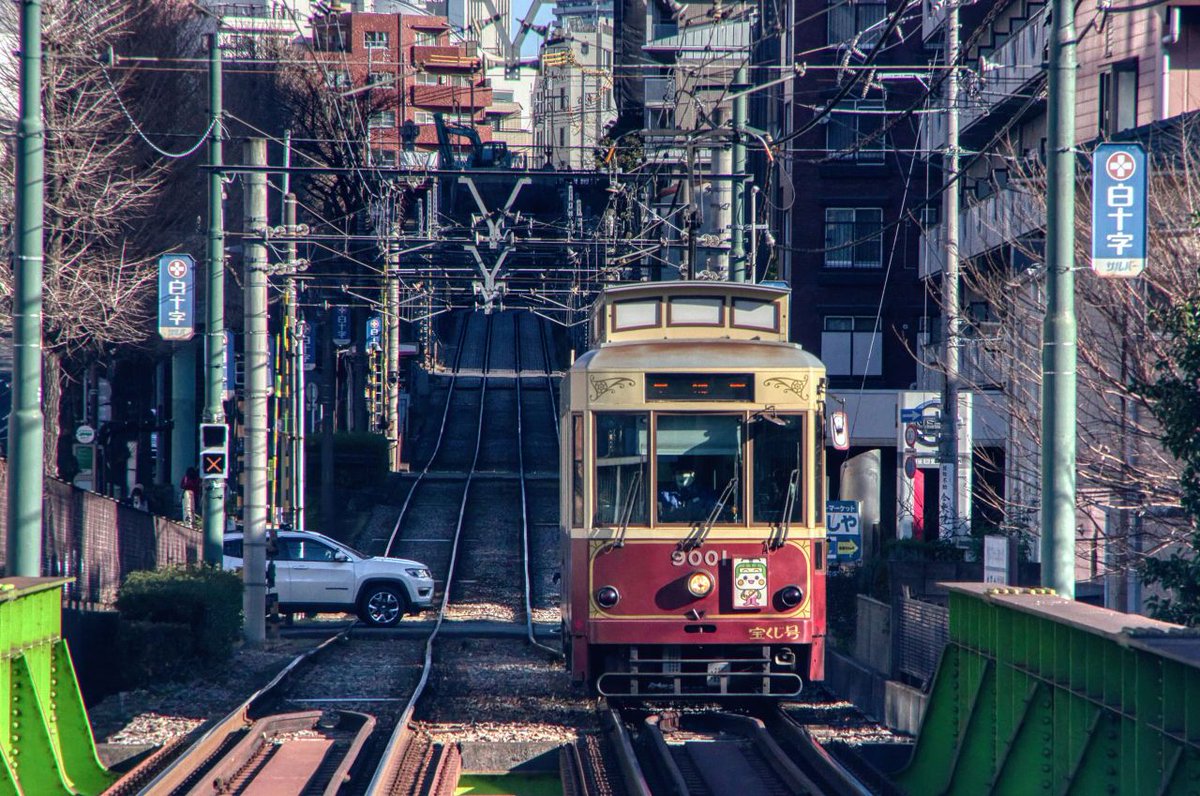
[598,282,790,302]
[577,339,825,371]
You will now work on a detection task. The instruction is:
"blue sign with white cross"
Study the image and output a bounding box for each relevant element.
[1091,142,1147,278]
[332,306,351,346]
[157,254,195,341]
[365,314,383,352]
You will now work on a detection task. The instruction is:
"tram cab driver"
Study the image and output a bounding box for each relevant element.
[659,467,718,522]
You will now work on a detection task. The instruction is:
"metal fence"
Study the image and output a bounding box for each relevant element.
[0,460,203,608]
[895,592,950,689]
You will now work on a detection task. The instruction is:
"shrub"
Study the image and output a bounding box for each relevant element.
[115,620,194,685]
[116,566,243,668]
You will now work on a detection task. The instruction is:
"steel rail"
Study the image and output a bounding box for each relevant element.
[515,312,563,658]
[365,314,494,794]
[129,629,353,795]
[639,711,828,796]
[770,708,874,796]
[384,314,474,556]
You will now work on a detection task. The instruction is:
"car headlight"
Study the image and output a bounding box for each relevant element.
[405,567,432,579]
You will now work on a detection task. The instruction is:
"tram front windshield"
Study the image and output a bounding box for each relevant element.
[656,415,742,524]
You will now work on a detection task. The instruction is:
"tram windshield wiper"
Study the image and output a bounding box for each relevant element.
[770,467,800,550]
[685,473,738,550]
[613,467,643,549]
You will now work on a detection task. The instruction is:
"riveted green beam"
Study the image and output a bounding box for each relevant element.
[48,641,111,794]
[892,585,1200,795]
[1,578,111,795]
[9,654,71,794]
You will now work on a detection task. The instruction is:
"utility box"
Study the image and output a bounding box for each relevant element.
[1,577,113,795]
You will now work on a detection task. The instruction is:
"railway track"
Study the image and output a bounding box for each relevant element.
[631,707,874,796]
[107,311,649,796]
[369,309,586,793]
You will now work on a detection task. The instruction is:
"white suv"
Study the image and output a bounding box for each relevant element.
[222,530,435,626]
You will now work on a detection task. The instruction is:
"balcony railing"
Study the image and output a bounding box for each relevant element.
[411,82,493,109]
[965,6,1048,128]
[919,186,1042,276]
[412,43,480,70]
[923,6,1048,150]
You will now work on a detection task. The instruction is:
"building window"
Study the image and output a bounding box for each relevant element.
[559,127,565,147]
[366,71,391,86]
[364,31,389,49]
[325,70,351,89]
[370,148,397,166]
[824,207,883,268]
[414,111,435,124]
[827,0,887,48]
[414,31,438,46]
[368,110,397,128]
[1099,60,1138,135]
[827,100,885,161]
[821,316,882,376]
[416,72,439,84]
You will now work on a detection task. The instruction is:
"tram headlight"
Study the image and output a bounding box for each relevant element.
[686,570,714,598]
[779,585,804,608]
[595,586,620,609]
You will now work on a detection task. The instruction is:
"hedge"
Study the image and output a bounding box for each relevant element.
[115,565,243,672]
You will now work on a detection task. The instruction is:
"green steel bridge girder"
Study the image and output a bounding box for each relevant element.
[0,578,113,795]
[894,584,1200,796]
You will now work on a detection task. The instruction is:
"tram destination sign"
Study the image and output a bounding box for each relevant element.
[1091,142,1147,278]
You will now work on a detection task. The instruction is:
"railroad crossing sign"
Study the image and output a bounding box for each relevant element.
[826,500,862,564]
[1091,142,1147,278]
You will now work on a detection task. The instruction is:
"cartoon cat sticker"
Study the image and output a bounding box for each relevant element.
[733,558,768,609]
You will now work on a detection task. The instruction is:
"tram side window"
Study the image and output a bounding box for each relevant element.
[656,415,743,524]
[752,416,804,524]
[572,414,584,527]
[594,413,649,526]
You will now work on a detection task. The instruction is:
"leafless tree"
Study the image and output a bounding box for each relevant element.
[923,120,1200,585]
[0,0,208,474]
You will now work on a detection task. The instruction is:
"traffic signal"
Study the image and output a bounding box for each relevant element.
[199,423,229,480]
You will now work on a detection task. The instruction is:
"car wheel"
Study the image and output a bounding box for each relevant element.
[359,584,407,627]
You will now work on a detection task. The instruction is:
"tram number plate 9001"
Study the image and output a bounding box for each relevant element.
[671,549,728,567]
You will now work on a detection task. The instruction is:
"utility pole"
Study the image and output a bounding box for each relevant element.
[730,65,747,282]
[284,192,306,527]
[321,308,336,534]
[202,33,226,565]
[7,0,44,577]
[1042,0,1078,598]
[243,139,269,644]
[281,129,306,529]
[710,109,732,277]
[940,3,964,542]
[386,228,402,471]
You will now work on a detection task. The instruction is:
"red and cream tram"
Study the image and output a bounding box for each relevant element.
[560,282,828,697]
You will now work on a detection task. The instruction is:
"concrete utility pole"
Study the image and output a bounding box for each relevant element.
[386,229,402,471]
[710,110,732,277]
[283,191,306,527]
[730,65,747,282]
[243,139,269,644]
[7,0,44,577]
[941,2,963,541]
[1042,0,1078,598]
[202,34,226,565]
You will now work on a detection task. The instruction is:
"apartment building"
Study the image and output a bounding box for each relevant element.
[918,0,1200,593]
[312,9,493,163]
[532,18,616,169]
